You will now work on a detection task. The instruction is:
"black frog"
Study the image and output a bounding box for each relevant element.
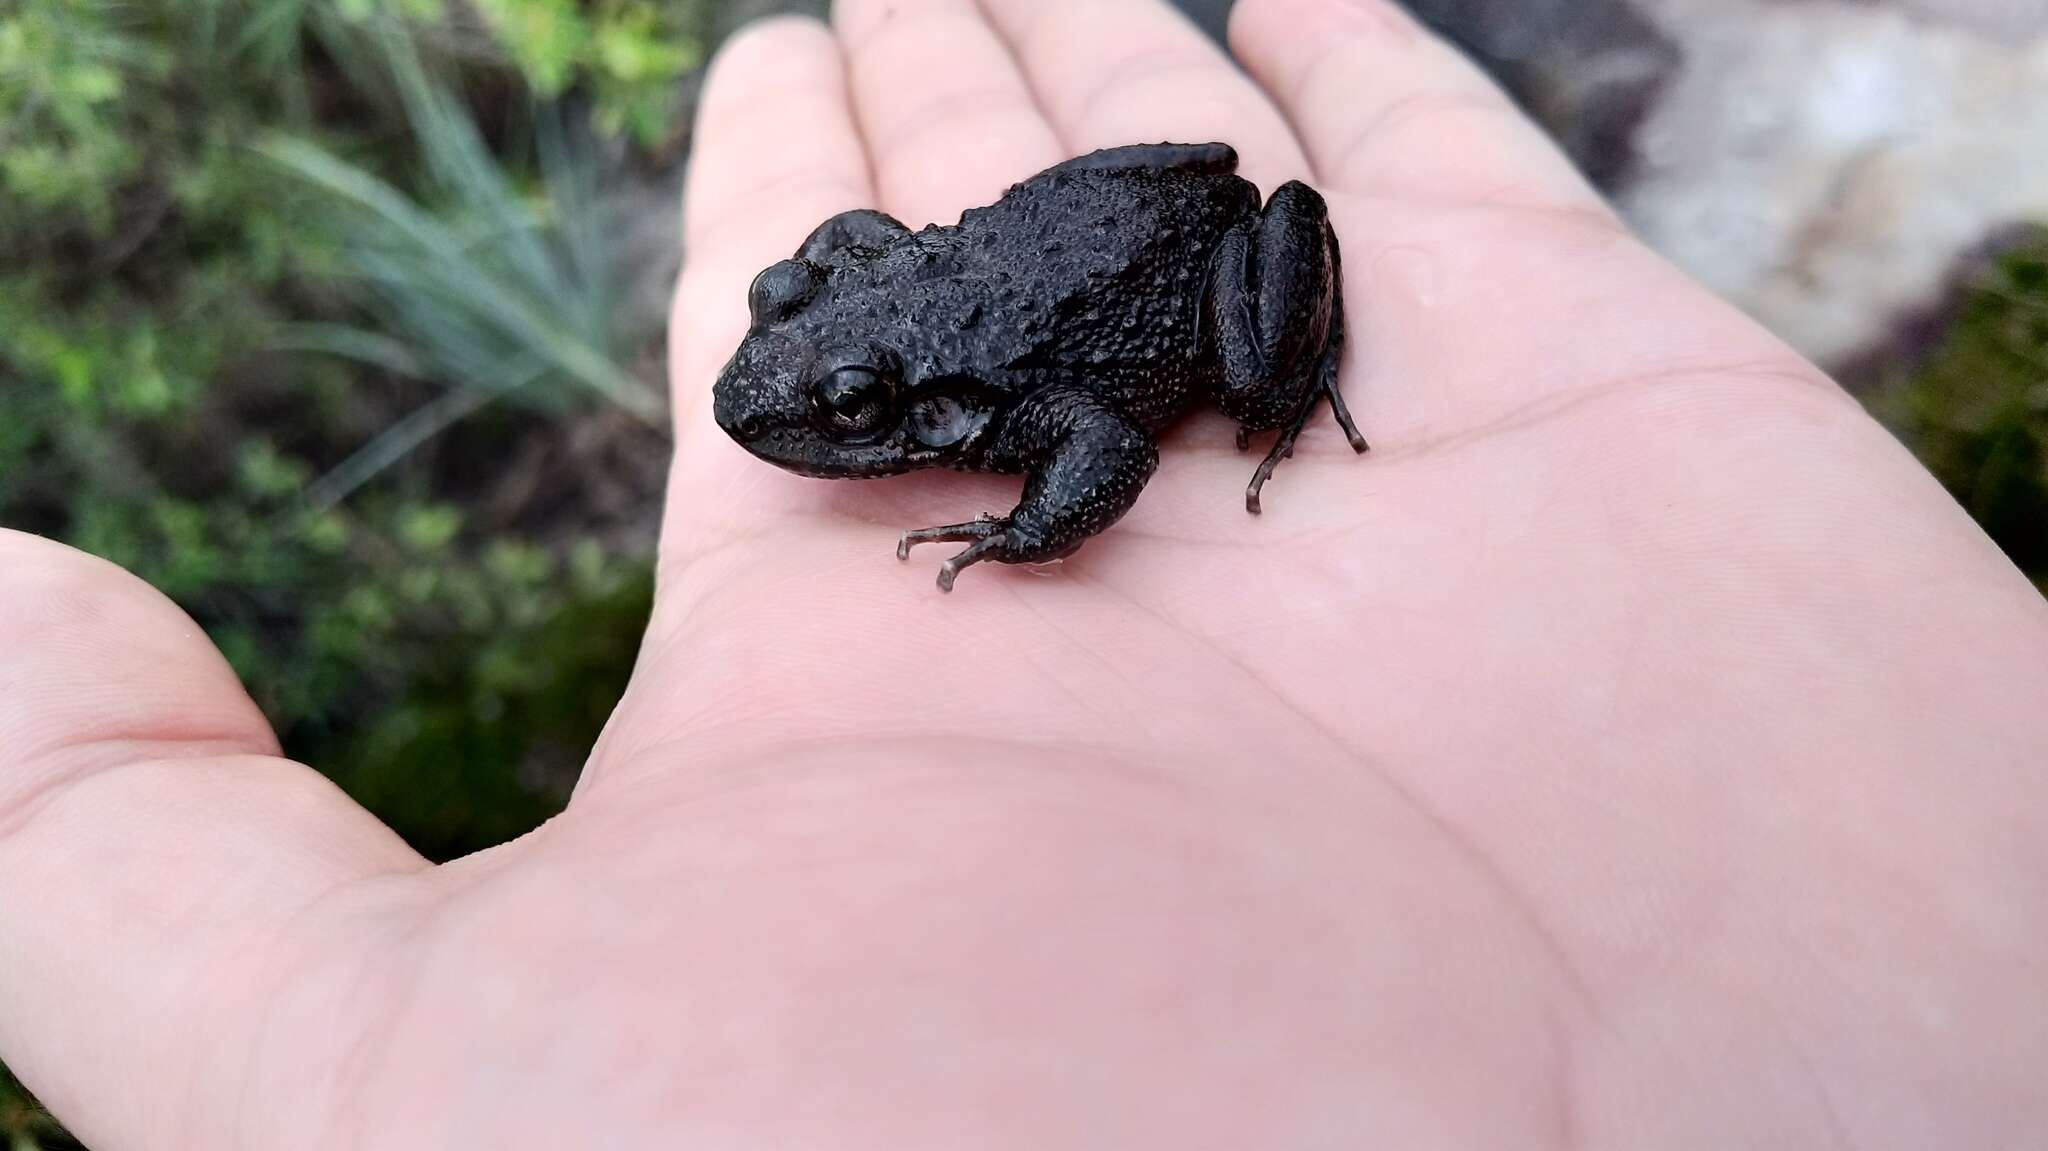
[712,142,1367,591]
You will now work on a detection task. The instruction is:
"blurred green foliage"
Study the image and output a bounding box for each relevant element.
[1878,232,2048,590]
[306,529,657,856]
[263,31,670,473]
[2,1063,75,1150]
[2,0,698,1137]
[467,0,704,143]
[0,0,684,854]
[2,0,311,433]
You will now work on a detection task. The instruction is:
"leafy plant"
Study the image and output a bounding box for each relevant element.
[265,27,669,505]
[1,0,675,850]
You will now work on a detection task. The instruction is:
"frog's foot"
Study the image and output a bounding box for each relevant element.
[897,517,1027,593]
[897,514,1002,563]
[899,516,1021,592]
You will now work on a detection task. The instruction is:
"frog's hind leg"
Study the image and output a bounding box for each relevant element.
[1208,182,1368,514]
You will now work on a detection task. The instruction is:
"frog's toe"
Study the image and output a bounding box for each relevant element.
[931,531,1018,592]
[1326,378,1370,454]
[1244,406,1314,515]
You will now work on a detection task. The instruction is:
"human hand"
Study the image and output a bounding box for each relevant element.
[5,1,2047,1146]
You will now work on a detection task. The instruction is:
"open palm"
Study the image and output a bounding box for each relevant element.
[4,0,2046,1147]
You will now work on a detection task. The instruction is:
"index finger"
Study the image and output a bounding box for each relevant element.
[664,18,882,567]
[669,17,875,441]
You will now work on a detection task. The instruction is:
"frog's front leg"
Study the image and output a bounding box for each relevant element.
[897,384,1158,592]
[1208,181,1369,514]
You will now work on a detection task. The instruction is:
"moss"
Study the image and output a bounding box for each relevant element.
[0,1063,81,1151]
[309,550,654,860]
[1874,229,2048,590]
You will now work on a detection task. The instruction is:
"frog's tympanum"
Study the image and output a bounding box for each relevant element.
[712,143,1368,591]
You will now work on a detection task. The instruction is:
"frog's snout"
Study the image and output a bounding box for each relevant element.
[709,372,752,441]
[711,357,778,445]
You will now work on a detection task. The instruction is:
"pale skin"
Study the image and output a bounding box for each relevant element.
[2,0,2046,1146]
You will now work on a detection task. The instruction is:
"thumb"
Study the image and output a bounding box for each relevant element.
[0,530,427,1150]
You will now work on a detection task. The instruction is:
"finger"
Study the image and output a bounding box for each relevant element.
[665,17,882,557]
[976,0,1312,193]
[1223,0,1817,442]
[0,531,425,1150]
[834,0,1064,227]
[670,17,874,440]
[1229,0,1599,208]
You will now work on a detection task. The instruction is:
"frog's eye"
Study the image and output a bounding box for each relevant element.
[748,260,823,326]
[812,365,896,442]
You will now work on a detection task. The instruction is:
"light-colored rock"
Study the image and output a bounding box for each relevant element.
[1886,0,2048,39]
[1623,0,2048,364]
